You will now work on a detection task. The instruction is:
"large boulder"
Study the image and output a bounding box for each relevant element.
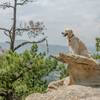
[26,53,100,100]
[26,77,100,100]
[57,53,100,86]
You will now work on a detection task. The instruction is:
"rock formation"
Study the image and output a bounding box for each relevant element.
[57,53,100,86]
[26,53,100,100]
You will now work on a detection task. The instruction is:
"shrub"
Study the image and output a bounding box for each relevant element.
[0,44,68,100]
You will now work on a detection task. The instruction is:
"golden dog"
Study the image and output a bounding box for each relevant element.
[62,29,91,57]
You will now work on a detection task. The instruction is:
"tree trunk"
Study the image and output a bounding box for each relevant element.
[5,91,13,100]
[10,0,17,52]
[6,95,13,100]
[5,92,20,100]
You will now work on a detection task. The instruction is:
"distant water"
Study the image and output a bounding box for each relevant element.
[0,40,96,55]
[15,43,68,55]
[0,40,68,55]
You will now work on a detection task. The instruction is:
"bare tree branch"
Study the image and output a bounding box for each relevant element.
[0,3,14,9]
[4,31,9,37]
[17,0,33,6]
[50,55,58,60]
[9,26,13,40]
[0,28,10,32]
[14,37,47,51]
[45,39,49,54]
[16,27,41,31]
[0,27,12,39]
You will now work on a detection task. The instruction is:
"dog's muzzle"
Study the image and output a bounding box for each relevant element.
[61,32,68,37]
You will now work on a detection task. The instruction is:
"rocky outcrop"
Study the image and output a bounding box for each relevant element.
[57,53,100,86]
[26,77,100,100]
[26,53,100,100]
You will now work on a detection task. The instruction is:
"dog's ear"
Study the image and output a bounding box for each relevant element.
[64,27,67,31]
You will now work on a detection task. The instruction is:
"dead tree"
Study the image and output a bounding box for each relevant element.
[0,0,49,52]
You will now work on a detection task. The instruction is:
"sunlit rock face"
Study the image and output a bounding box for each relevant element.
[26,53,100,100]
[26,78,100,100]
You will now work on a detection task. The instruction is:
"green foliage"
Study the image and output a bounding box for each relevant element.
[92,53,100,59]
[93,37,100,59]
[58,64,69,79]
[0,43,68,100]
[96,37,100,52]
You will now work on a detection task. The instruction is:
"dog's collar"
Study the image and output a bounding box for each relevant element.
[64,33,68,37]
[69,34,74,41]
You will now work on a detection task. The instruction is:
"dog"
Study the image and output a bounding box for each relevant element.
[61,29,91,57]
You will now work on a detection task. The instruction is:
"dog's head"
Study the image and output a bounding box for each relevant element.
[61,29,73,38]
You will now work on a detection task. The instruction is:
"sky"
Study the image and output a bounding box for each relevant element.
[0,0,100,49]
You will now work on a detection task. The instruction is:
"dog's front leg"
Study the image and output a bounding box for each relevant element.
[69,47,74,54]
